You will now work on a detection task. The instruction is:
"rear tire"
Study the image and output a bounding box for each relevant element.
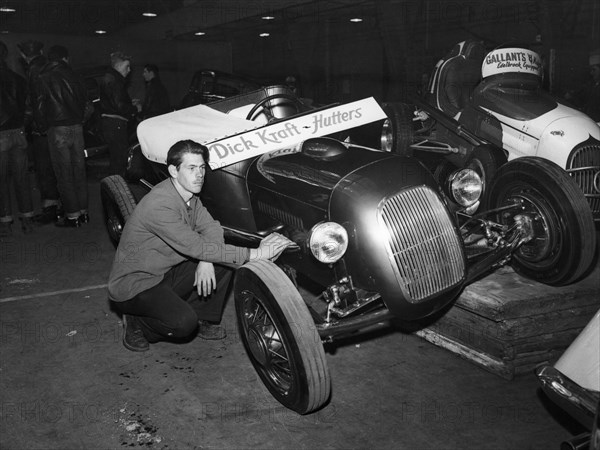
[235,260,331,414]
[488,157,595,286]
[100,175,137,246]
[465,145,506,207]
[380,102,415,156]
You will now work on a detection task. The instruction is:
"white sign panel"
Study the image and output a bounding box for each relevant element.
[206,97,387,169]
[482,48,542,79]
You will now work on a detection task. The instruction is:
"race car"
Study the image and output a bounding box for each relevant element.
[100,85,596,415]
[371,40,600,221]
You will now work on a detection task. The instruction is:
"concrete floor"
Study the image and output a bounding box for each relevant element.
[0,158,593,449]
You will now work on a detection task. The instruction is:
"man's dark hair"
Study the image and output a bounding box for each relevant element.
[167,140,209,169]
[48,45,69,62]
[0,41,7,61]
[144,64,159,76]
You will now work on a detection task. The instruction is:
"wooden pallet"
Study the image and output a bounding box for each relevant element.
[416,265,600,380]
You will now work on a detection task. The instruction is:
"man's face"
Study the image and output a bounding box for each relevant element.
[170,152,206,195]
[116,60,131,77]
[142,68,154,82]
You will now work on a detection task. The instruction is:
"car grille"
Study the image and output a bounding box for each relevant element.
[567,139,600,221]
[378,186,465,303]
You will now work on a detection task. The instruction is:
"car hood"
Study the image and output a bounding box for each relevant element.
[247,144,409,210]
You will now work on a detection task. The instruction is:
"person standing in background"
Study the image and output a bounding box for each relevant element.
[134,64,171,120]
[98,51,137,177]
[18,40,61,224]
[36,45,90,228]
[0,41,35,236]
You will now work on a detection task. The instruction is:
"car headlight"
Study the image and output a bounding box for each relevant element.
[450,168,482,207]
[308,222,348,264]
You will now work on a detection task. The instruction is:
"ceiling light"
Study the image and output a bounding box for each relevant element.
[1,30,9,34]
[142,12,157,17]
[350,18,363,23]
[194,31,205,36]
[0,7,16,12]
[259,33,270,37]
[261,16,275,20]
[95,30,107,34]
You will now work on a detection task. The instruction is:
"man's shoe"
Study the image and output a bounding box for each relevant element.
[122,315,149,352]
[79,213,89,224]
[33,205,58,224]
[55,216,81,228]
[198,320,227,340]
[20,217,34,234]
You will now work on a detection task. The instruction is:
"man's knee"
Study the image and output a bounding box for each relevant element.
[166,313,198,339]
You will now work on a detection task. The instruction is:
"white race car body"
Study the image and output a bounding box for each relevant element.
[425,42,600,220]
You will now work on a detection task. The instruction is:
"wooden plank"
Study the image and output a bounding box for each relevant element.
[455,266,600,320]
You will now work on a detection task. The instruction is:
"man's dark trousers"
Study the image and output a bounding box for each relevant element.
[114,260,234,343]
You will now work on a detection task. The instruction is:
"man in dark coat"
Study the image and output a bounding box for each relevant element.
[18,40,60,224]
[135,64,171,120]
[0,41,35,235]
[36,45,89,227]
[98,51,137,176]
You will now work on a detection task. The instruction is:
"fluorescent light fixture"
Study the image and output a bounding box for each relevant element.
[261,16,275,20]
[1,30,9,34]
[95,30,107,34]
[142,12,157,17]
[194,31,205,36]
[259,33,270,37]
[350,17,363,22]
[0,7,16,12]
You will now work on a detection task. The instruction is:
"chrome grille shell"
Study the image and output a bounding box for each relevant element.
[566,140,600,221]
[377,186,466,303]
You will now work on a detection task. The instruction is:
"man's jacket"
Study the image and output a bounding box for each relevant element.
[24,54,47,133]
[141,78,171,120]
[36,60,88,129]
[108,178,250,302]
[98,67,137,121]
[0,63,27,131]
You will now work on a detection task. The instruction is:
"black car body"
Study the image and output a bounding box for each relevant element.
[101,86,596,415]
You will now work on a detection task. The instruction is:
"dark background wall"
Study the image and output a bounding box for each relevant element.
[2,0,598,108]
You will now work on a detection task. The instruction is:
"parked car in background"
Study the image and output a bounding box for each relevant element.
[361,40,600,221]
[101,86,596,415]
[178,69,263,109]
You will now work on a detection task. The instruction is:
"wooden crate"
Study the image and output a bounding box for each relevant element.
[416,266,600,380]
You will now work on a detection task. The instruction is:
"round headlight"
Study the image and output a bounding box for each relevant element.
[308,222,348,264]
[450,168,482,207]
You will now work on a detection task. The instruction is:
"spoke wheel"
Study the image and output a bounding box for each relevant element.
[235,260,331,414]
[488,157,596,286]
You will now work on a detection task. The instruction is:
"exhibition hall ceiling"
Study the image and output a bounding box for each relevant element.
[0,0,598,43]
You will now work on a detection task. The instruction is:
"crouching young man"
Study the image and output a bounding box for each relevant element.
[108,139,294,351]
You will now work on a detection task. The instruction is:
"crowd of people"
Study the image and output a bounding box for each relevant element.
[0,40,171,236]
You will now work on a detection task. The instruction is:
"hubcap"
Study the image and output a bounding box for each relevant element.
[505,193,555,263]
[241,293,292,394]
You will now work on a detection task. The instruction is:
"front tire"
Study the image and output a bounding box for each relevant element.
[234,260,331,414]
[100,175,137,246]
[487,157,596,286]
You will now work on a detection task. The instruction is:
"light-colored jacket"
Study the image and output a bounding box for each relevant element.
[108,178,249,302]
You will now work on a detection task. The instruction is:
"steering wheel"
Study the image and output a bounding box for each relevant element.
[245,94,305,122]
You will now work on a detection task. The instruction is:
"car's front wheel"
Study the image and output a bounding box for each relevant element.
[487,157,596,286]
[234,260,331,414]
[380,102,415,155]
[100,175,137,246]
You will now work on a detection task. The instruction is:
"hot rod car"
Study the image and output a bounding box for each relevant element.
[101,85,596,415]
[367,40,600,221]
